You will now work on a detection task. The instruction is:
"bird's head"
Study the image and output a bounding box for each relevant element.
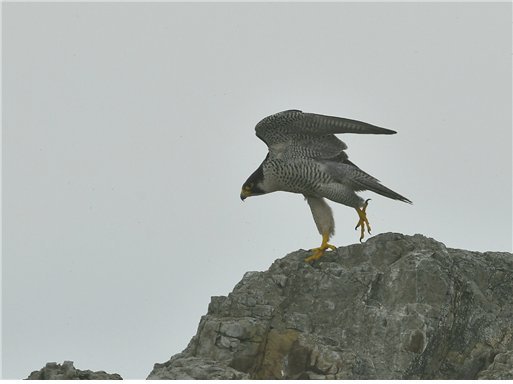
[240,164,267,201]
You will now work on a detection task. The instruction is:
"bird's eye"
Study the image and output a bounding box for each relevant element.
[244,184,252,191]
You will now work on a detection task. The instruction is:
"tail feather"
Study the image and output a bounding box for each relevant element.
[323,160,412,204]
[351,177,412,204]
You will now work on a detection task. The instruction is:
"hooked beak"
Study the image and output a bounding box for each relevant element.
[240,188,251,201]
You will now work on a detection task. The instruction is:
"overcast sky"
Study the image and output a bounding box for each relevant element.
[2,2,511,379]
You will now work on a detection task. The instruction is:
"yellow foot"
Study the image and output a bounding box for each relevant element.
[304,234,336,263]
[355,199,372,242]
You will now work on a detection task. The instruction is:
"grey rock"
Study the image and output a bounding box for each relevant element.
[148,233,513,379]
[146,354,249,379]
[478,351,513,379]
[26,361,122,380]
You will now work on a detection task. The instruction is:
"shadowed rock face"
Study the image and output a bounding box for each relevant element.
[148,233,513,380]
[27,361,122,380]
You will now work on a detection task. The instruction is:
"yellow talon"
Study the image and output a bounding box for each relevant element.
[305,233,336,262]
[355,199,372,242]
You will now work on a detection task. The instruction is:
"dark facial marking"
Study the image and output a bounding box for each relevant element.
[242,156,267,195]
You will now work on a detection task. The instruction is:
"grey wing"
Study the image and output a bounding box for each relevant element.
[293,112,397,136]
[322,160,412,204]
[255,110,396,145]
[255,110,396,160]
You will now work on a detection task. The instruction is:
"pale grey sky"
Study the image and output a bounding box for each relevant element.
[2,2,511,379]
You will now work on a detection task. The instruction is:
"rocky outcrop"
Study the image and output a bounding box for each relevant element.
[148,233,513,380]
[26,361,122,380]
[477,351,513,379]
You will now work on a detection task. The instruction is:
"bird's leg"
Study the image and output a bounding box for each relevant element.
[355,199,371,242]
[305,232,337,263]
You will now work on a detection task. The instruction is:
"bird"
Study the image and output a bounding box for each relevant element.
[240,109,412,262]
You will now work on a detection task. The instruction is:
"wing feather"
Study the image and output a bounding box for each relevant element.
[296,112,397,136]
[255,109,396,148]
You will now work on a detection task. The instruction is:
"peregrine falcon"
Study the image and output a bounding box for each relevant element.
[240,110,412,262]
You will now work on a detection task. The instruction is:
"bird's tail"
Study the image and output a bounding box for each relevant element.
[324,160,412,204]
[355,178,412,204]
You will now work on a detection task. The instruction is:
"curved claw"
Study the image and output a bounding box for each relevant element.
[305,234,337,262]
[305,244,336,263]
[304,249,325,263]
[355,200,372,242]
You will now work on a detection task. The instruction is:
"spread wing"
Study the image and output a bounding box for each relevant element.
[255,109,396,161]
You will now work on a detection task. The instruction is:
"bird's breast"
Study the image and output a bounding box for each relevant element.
[263,158,333,195]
